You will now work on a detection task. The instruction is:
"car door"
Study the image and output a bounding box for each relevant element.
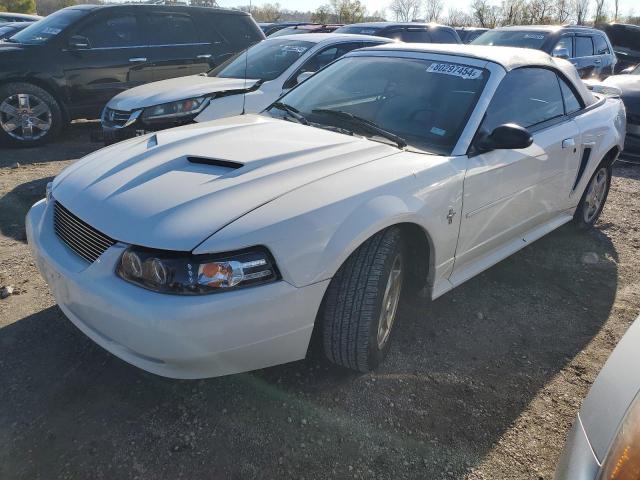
[592,34,614,77]
[451,67,580,284]
[61,10,152,117]
[573,35,596,78]
[141,10,211,82]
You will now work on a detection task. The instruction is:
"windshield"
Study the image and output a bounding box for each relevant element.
[472,30,548,49]
[267,55,488,155]
[603,24,640,57]
[11,8,86,44]
[335,25,382,36]
[268,27,312,37]
[208,39,314,81]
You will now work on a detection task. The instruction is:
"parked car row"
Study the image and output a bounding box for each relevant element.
[0,4,264,146]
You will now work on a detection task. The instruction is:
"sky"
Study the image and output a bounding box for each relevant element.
[215,0,639,18]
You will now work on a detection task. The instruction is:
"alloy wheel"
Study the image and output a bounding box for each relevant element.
[0,93,52,141]
[376,253,403,349]
[583,167,608,224]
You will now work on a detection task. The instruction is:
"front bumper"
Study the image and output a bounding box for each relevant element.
[101,109,196,145]
[26,199,329,379]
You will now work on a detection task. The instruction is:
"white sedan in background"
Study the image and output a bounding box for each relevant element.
[101,33,392,144]
[28,44,625,379]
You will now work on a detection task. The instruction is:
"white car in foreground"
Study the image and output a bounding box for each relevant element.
[101,33,392,144]
[27,44,626,379]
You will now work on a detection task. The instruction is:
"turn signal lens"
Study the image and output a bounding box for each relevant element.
[117,247,278,294]
[598,393,640,480]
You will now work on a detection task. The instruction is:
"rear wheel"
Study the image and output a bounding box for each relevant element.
[573,164,612,230]
[321,227,405,372]
[0,82,63,147]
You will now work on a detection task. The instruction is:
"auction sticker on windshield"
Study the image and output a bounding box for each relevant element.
[426,63,483,80]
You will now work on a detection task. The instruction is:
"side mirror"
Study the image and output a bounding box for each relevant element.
[68,35,90,49]
[476,124,533,152]
[296,71,315,85]
[553,47,570,60]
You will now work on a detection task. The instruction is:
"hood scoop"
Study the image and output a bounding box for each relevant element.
[187,156,243,170]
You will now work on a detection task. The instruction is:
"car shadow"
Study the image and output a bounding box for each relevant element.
[0,121,102,168]
[0,224,618,479]
[0,176,53,242]
[613,159,640,180]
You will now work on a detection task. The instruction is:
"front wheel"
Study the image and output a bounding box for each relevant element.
[0,82,63,147]
[573,164,612,230]
[321,227,405,372]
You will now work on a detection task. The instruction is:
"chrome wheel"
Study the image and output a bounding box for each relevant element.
[0,93,52,141]
[376,253,403,349]
[583,167,608,224]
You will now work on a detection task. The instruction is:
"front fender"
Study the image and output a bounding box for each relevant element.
[194,153,464,290]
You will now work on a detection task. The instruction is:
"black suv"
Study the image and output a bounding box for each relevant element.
[334,22,461,43]
[472,25,616,79]
[0,4,264,146]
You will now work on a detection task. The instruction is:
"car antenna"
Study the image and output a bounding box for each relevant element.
[242,0,251,115]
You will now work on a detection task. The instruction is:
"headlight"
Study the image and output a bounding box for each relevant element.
[141,96,210,122]
[597,392,640,480]
[116,246,278,294]
[45,182,53,203]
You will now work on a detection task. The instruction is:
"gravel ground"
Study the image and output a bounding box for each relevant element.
[1,124,639,480]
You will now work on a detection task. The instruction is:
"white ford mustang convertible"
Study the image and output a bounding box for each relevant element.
[27,44,626,379]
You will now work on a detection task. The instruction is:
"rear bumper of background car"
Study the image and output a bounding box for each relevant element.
[26,199,329,379]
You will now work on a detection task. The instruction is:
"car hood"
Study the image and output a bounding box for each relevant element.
[604,74,640,95]
[52,114,399,251]
[107,75,260,111]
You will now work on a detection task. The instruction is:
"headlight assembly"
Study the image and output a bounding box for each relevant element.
[141,96,210,123]
[117,246,278,294]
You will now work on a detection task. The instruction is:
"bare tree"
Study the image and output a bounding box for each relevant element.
[388,0,421,21]
[555,0,572,22]
[330,0,367,23]
[312,4,332,22]
[574,0,590,24]
[470,0,491,26]
[424,0,444,22]
[593,0,607,23]
[445,7,473,25]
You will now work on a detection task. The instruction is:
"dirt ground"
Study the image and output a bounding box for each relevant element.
[1,124,639,480]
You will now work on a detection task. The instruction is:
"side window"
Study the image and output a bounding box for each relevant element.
[146,12,199,45]
[431,29,458,43]
[481,68,565,132]
[75,14,142,49]
[575,36,594,57]
[399,29,432,43]
[553,36,573,57]
[593,35,610,55]
[558,76,583,114]
[285,42,364,88]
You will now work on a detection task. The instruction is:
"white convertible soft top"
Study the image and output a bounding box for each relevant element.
[359,43,596,106]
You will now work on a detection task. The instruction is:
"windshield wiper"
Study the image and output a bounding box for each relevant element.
[271,102,308,125]
[312,109,407,149]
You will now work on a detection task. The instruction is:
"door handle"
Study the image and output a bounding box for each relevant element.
[594,59,602,64]
[562,138,576,149]
[196,54,212,59]
[129,57,147,63]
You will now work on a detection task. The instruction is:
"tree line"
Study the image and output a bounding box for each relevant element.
[2,0,638,26]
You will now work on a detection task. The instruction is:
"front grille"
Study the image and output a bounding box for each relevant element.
[103,108,133,128]
[53,201,116,263]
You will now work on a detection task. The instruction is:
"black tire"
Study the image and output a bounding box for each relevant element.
[573,163,612,230]
[0,82,63,147]
[321,227,405,372]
